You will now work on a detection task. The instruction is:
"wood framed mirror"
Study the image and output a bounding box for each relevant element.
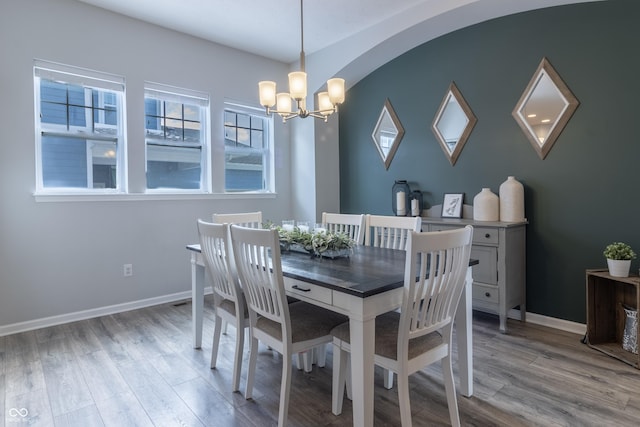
[432,82,477,166]
[512,57,579,159]
[371,98,405,169]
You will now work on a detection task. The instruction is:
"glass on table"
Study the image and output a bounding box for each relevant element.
[282,220,295,232]
[314,223,327,234]
[297,221,310,233]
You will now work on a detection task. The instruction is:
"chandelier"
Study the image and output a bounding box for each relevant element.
[258,0,345,122]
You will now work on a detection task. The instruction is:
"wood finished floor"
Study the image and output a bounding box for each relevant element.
[1,297,639,426]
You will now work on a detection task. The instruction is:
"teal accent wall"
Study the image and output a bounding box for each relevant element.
[339,0,640,323]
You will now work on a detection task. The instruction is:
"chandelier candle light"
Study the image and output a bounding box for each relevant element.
[258,0,345,122]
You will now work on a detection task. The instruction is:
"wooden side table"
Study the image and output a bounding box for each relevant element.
[585,269,640,368]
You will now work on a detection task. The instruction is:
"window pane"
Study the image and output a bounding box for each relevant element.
[165,118,183,140]
[41,135,88,188]
[251,129,263,149]
[40,101,67,125]
[40,80,67,103]
[225,150,264,191]
[184,121,201,143]
[145,116,164,137]
[145,98,163,116]
[146,145,201,189]
[184,104,199,121]
[224,111,236,126]
[69,105,88,127]
[165,101,182,119]
[251,116,263,130]
[237,113,250,128]
[224,125,237,143]
[237,127,250,147]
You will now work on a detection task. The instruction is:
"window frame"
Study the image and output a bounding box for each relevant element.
[144,82,210,193]
[223,102,274,193]
[33,60,126,195]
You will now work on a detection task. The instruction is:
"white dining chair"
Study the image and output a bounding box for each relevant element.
[230,224,348,427]
[364,214,422,388]
[212,211,262,229]
[364,214,422,250]
[331,226,473,427]
[321,212,366,245]
[197,220,248,392]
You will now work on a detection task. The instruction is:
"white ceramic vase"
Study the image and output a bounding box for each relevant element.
[473,188,499,221]
[499,176,525,222]
[607,259,631,277]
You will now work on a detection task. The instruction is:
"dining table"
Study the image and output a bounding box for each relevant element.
[186,243,476,427]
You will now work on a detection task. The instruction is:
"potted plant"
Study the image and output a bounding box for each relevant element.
[603,242,636,277]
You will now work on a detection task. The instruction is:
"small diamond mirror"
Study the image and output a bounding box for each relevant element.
[371,98,404,169]
[432,82,477,166]
[513,57,579,159]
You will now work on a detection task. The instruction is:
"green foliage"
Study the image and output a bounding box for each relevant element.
[603,242,637,260]
[264,222,354,256]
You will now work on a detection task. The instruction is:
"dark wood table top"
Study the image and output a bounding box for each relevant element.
[187,243,478,299]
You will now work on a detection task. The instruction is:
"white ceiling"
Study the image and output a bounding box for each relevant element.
[77,0,438,63]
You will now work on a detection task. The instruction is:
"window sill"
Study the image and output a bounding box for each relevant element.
[33,191,277,203]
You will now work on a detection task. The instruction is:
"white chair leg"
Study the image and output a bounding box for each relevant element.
[244,336,259,400]
[210,314,222,368]
[397,371,412,427]
[384,368,394,389]
[222,320,228,335]
[302,350,312,372]
[295,352,303,370]
[332,342,348,415]
[316,344,327,368]
[231,323,244,392]
[278,351,292,427]
[442,355,461,427]
[345,354,352,400]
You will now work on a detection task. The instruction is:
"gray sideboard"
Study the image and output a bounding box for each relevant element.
[421,210,527,333]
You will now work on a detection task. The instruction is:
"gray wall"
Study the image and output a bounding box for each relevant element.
[339,0,638,323]
[0,0,293,329]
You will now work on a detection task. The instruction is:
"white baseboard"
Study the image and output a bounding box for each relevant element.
[0,287,213,337]
[1,290,585,338]
[508,309,586,336]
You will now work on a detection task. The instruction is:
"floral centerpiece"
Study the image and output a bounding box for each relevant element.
[264,222,354,258]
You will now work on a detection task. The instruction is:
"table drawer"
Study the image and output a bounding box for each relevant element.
[284,277,332,305]
[473,283,500,304]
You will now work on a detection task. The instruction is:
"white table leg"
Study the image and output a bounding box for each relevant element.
[455,266,474,397]
[349,316,375,427]
[191,252,205,349]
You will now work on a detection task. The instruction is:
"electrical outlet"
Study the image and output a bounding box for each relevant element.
[123,263,133,277]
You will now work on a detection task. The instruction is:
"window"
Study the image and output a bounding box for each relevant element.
[34,60,125,192]
[224,105,272,192]
[145,83,209,191]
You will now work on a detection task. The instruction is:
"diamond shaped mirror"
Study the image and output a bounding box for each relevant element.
[432,82,477,166]
[371,98,404,169]
[513,57,579,159]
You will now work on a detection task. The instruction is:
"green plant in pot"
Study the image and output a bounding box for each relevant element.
[603,242,636,277]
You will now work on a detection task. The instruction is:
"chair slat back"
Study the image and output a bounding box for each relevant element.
[197,220,239,303]
[365,214,421,250]
[212,211,263,229]
[321,212,365,245]
[400,226,473,345]
[230,225,289,327]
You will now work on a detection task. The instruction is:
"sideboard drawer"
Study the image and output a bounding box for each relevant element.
[284,277,332,305]
[472,227,499,245]
[473,283,500,305]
